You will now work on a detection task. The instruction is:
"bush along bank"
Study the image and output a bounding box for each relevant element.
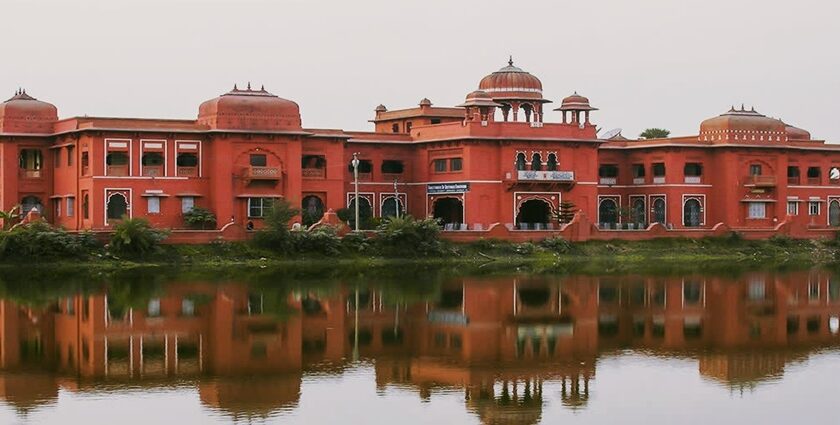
[2,201,840,266]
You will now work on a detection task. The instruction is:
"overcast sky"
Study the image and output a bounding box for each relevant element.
[4,0,838,140]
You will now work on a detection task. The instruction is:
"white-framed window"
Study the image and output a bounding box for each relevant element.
[787,201,799,215]
[147,197,161,214]
[747,202,766,219]
[181,196,195,213]
[248,197,274,218]
[66,197,75,217]
[809,201,820,216]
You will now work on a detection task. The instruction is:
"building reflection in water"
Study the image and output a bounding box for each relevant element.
[0,270,838,422]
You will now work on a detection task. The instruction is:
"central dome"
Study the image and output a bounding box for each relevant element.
[478,58,544,100]
[198,84,302,131]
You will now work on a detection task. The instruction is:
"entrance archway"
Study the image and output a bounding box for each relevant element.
[684,199,702,227]
[652,198,666,224]
[516,199,552,229]
[20,196,43,216]
[432,198,463,226]
[598,198,618,226]
[107,193,128,220]
[301,195,325,226]
[830,200,840,227]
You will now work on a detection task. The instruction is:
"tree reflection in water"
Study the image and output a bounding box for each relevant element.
[0,266,837,422]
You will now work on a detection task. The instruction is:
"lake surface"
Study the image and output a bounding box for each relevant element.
[0,266,838,424]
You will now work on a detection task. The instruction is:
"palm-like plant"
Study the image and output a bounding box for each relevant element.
[0,205,21,231]
[109,217,169,257]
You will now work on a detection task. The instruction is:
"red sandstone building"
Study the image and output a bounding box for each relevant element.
[2,59,839,241]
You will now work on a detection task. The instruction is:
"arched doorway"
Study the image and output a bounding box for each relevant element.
[652,198,666,224]
[347,197,372,229]
[683,199,702,227]
[830,200,840,227]
[107,193,128,220]
[598,198,618,226]
[301,195,325,226]
[516,199,552,229]
[432,198,463,226]
[631,198,646,225]
[382,197,404,219]
[20,196,43,216]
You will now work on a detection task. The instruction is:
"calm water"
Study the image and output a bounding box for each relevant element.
[0,267,839,424]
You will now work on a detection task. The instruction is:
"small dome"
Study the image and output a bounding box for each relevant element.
[785,123,811,141]
[0,90,58,134]
[456,90,503,108]
[478,57,544,100]
[555,91,597,111]
[700,106,787,140]
[198,84,301,131]
[418,98,432,107]
[374,104,387,112]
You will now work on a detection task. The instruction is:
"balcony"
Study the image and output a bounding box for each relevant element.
[302,167,326,179]
[19,169,42,179]
[107,165,129,177]
[245,166,281,181]
[684,176,702,184]
[178,166,198,177]
[142,166,164,177]
[745,175,776,187]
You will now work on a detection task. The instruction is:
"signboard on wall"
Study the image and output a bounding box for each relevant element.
[427,183,470,194]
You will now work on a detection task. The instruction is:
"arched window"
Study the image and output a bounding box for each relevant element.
[830,200,840,227]
[652,198,666,224]
[683,199,702,227]
[598,198,618,226]
[347,197,373,229]
[515,153,527,171]
[301,195,325,226]
[20,196,43,215]
[382,197,404,218]
[531,153,542,171]
[83,193,89,220]
[631,198,646,225]
[107,193,128,220]
[546,153,558,171]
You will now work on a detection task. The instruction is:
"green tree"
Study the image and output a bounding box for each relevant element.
[639,128,671,139]
[556,201,577,224]
[253,199,300,251]
[0,205,21,231]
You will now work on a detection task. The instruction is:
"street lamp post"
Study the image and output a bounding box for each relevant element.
[393,178,400,219]
[351,153,360,232]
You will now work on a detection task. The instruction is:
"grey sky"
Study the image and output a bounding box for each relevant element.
[4,0,838,140]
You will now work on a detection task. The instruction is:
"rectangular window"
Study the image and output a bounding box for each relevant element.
[749,164,762,176]
[652,163,666,177]
[67,145,74,166]
[450,158,463,171]
[53,199,61,218]
[809,201,820,216]
[248,197,274,218]
[433,159,447,173]
[148,197,161,214]
[66,197,75,217]
[82,191,89,219]
[787,201,799,216]
[181,196,195,213]
[747,202,766,219]
[81,152,90,175]
[250,154,267,167]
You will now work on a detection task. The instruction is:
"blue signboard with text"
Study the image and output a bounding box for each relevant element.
[427,183,470,194]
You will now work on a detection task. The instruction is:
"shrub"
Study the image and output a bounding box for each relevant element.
[183,207,217,230]
[0,221,100,260]
[769,234,794,247]
[375,216,443,257]
[109,217,169,257]
[341,231,371,253]
[291,226,342,256]
[540,236,573,254]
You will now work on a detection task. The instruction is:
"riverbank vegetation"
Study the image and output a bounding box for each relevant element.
[1,200,839,268]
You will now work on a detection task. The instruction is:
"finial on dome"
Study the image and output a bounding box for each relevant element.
[247,82,251,90]
[508,55,514,66]
[233,84,238,91]
[750,106,756,112]
[260,85,265,91]
[740,103,745,111]
[729,105,736,112]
